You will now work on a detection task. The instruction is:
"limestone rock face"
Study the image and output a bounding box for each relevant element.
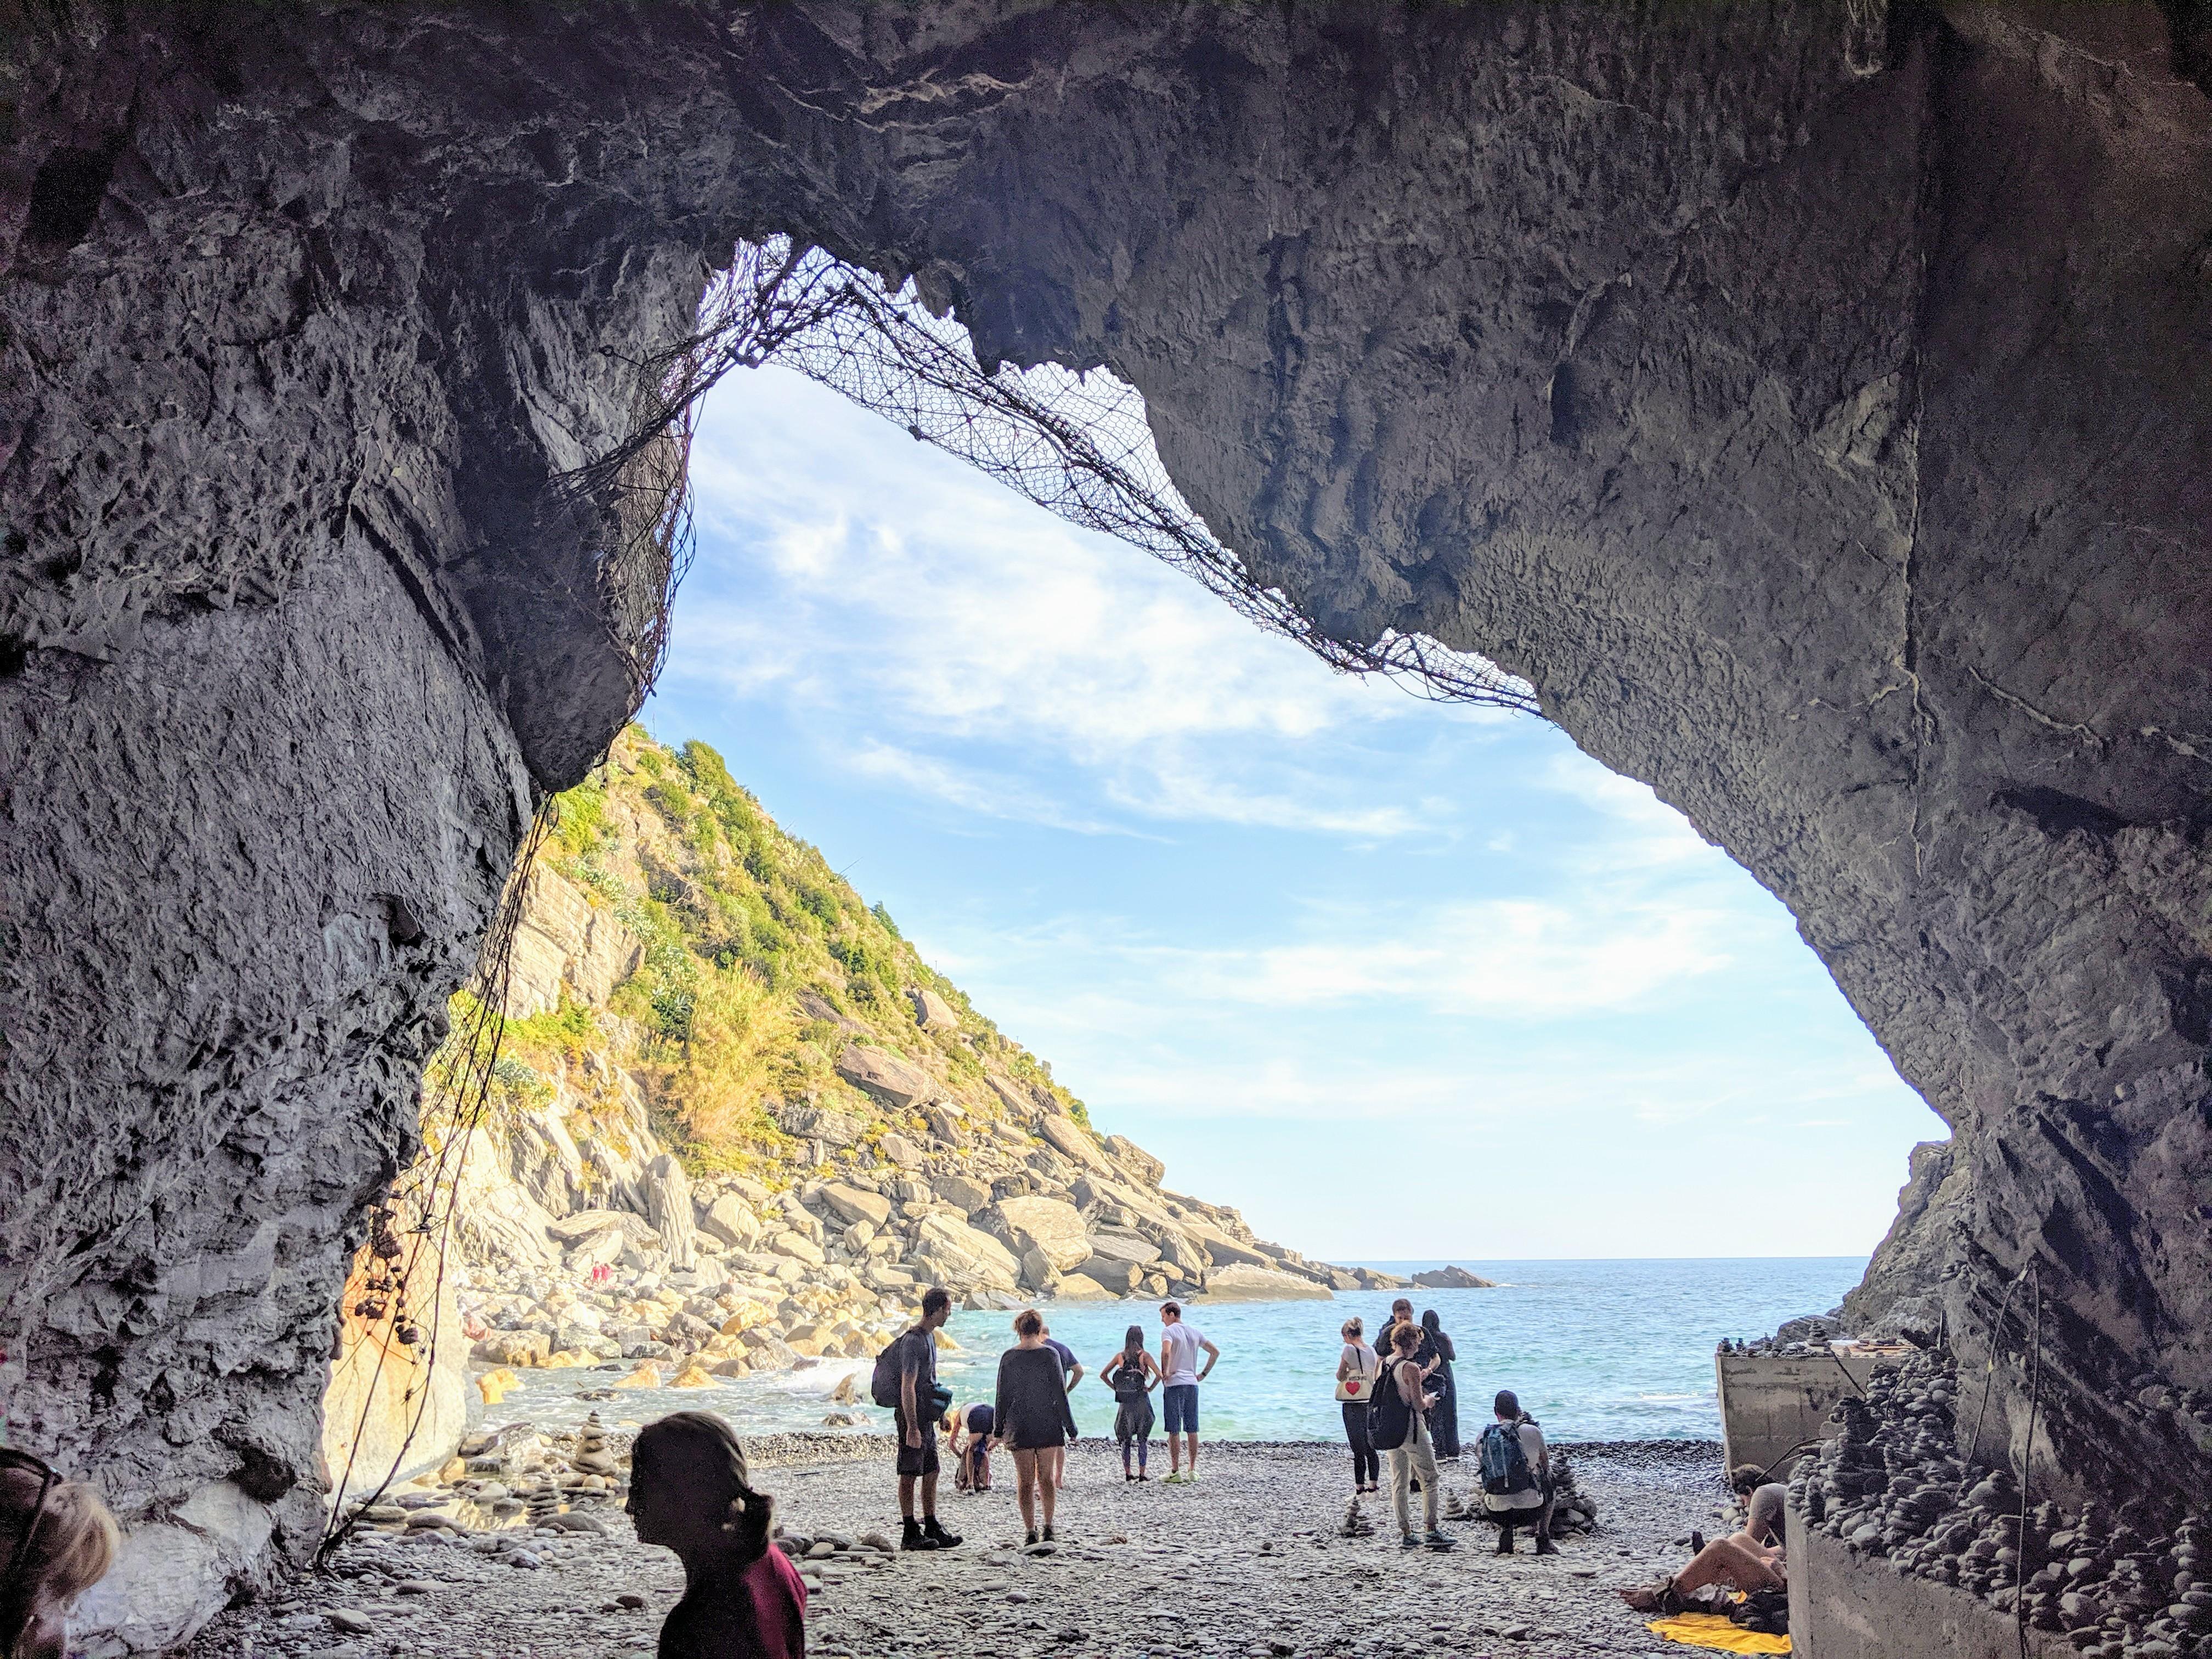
[2,10,2209,1649]
[640,1154,696,1273]
[1035,1114,1113,1173]
[983,1197,1094,1274]
[503,866,641,1020]
[912,1213,1022,1293]
[1199,1265,1338,1304]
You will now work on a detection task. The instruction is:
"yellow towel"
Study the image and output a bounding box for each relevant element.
[1645,1613,1792,1654]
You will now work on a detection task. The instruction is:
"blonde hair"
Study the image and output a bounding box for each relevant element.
[0,1465,119,1609]
[1342,1318,1363,1339]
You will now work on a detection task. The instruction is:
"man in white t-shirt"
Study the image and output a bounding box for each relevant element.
[1156,1301,1220,1483]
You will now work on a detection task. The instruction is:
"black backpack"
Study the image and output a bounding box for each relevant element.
[870,1328,921,1408]
[1369,1357,1418,1452]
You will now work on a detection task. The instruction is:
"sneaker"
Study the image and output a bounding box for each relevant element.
[1401,1533,1422,1550]
[1425,1530,1456,1551]
[1042,1525,1056,1543]
[1137,1472,1150,1482]
[1025,1529,1040,1548]
[922,1517,962,1549]
[901,1520,940,1552]
[1163,1472,1187,1484]
[1534,1534,1559,1557]
[1496,1529,1515,1556]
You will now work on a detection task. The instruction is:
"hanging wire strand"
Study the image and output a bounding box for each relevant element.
[622,237,1542,714]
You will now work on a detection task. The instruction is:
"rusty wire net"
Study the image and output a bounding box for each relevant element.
[630,236,1541,714]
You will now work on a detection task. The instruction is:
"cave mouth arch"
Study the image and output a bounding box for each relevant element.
[3,1,2210,1650]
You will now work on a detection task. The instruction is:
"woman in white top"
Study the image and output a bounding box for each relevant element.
[1335,1317,1382,1493]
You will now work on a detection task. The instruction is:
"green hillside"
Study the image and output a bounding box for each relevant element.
[495,726,1088,1177]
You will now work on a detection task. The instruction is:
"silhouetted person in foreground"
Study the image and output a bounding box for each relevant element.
[0,1448,119,1659]
[627,1412,807,1659]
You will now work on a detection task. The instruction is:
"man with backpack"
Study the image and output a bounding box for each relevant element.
[1475,1389,1556,1555]
[1371,1322,1454,1550]
[871,1286,962,1551]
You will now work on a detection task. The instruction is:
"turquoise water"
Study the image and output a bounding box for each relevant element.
[487,1256,1864,1444]
[935,1257,1865,1443]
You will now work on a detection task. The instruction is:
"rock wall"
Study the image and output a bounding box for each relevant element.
[3,0,2210,1644]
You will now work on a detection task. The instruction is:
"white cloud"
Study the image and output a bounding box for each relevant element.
[670,365,1498,839]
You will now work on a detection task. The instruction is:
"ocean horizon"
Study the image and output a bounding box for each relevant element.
[484,1255,1867,1447]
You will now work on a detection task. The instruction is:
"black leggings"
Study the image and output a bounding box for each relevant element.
[1342,1401,1379,1486]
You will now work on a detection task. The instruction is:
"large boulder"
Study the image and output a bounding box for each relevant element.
[771,1099,866,1148]
[836,1045,936,1109]
[1199,1265,1334,1302]
[1035,1113,1111,1173]
[1084,1227,1162,1268]
[697,1193,761,1251]
[1082,1258,1143,1294]
[1180,1222,1271,1269]
[641,1153,696,1272]
[764,1229,826,1267]
[984,1073,1041,1116]
[1102,1135,1166,1187]
[1055,1273,1116,1301]
[912,1212,1022,1291]
[818,1181,893,1229]
[983,1196,1092,1274]
[933,1172,994,1215]
[878,1132,923,1169]
[907,985,960,1030]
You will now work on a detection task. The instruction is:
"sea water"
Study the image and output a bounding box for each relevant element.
[483,1257,1865,1444]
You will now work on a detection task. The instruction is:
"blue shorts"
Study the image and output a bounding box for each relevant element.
[1163,1383,1200,1434]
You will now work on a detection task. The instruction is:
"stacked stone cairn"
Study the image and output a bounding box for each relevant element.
[1789,1350,2210,1658]
[1548,1449,1600,1534]
[1340,1496,1375,1539]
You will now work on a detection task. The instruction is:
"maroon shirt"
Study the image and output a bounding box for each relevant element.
[657,1544,808,1659]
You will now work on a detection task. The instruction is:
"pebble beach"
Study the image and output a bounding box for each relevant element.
[184,1437,1733,1659]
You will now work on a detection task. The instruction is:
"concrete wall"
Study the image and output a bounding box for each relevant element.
[1717,1352,1881,1476]
[1786,1502,2073,1659]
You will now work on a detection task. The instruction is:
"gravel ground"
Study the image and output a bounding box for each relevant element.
[182,1439,1733,1659]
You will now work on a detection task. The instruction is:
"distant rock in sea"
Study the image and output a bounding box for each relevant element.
[1411,1266,1498,1289]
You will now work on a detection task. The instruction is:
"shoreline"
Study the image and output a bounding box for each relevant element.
[194,1438,1733,1659]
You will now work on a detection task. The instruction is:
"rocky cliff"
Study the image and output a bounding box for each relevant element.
[436,729,1358,1394]
[3,1,2209,1650]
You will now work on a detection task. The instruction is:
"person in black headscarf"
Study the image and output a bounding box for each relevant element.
[1420,1310,1461,1460]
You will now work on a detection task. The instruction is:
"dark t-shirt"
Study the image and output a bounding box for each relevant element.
[895,1327,936,1391]
[963,1402,996,1438]
[1043,1338,1077,1384]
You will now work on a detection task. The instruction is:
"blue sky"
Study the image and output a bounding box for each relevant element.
[640,363,1945,1264]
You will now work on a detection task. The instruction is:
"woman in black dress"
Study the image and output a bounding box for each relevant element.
[1421,1308,1461,1460]
[994,1308,1080,1547]
[1101,1324,1161,1481]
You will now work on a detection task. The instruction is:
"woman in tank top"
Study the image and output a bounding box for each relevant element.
[1101,1324,1161,1481]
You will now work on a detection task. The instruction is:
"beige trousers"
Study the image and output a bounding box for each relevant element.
[1388,1414,1440,1536]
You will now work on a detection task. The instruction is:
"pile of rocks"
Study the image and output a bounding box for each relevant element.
[1790,1349,2211,1658]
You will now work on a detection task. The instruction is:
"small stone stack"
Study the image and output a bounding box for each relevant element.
[571,1413,617,1477]
[1340,1497,1374,1539]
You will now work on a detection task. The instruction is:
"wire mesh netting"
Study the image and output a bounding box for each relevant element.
[318,234,1538,1544]
[627,236,1541,714]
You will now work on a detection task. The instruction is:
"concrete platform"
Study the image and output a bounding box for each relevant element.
[1716,1349,1885,1477]
[1786,1499,2073,1659]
